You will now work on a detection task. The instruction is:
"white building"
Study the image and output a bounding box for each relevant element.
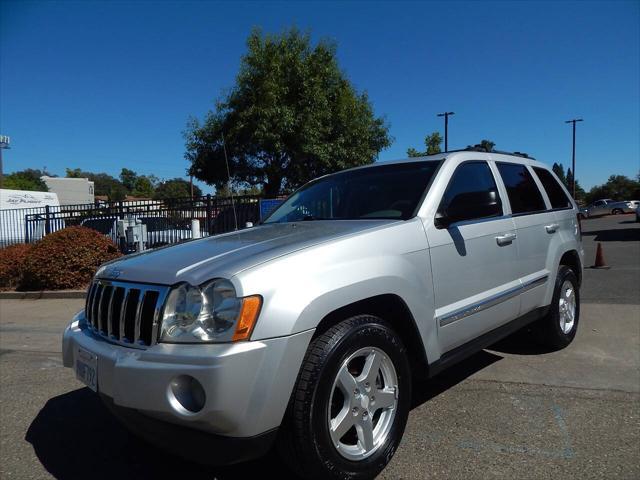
[41,176,95,205]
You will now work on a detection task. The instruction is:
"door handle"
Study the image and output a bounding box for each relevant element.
[496,233,517,246]
[545,223,559,233]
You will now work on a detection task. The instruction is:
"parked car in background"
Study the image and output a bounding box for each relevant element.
[63,150,583,479]
[580,199,636,218]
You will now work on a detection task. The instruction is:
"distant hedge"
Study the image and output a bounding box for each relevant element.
[0,243,33,290]
[0,227,122,291]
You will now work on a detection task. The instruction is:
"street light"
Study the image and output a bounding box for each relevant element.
[564,119,583,198]
[437,112,455,152]
[0,135,10,189]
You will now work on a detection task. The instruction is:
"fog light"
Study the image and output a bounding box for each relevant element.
[168,375,206,413]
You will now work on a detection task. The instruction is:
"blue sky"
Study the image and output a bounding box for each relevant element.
[1,0,638,192]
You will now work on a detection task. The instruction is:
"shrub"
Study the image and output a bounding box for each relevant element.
[21,226,122,290]
[0,243,33,290]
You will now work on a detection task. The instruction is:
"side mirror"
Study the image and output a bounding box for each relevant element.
[436,190,501,228]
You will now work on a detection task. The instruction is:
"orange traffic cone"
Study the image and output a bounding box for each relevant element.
[591,242,610,269]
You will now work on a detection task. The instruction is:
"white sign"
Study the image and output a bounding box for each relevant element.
[0,189,62,246]
[0,189,60,210]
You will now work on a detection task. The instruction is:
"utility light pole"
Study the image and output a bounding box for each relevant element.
[0,135,10,189]
[437,112,455,152]
[565,118,583,198]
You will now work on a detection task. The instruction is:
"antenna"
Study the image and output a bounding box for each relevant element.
[221,132,238,231]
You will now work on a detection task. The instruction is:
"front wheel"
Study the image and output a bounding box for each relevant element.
[612,208,623,215]
[278,315,411,480]
[534,265,580,349]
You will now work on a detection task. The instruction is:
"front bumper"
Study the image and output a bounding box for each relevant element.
[62,311,314,439]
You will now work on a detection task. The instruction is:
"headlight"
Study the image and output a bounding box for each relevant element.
[159,279,261,343]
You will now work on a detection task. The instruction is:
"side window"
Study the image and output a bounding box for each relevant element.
[438,161,502,224]
[496,163,547,214]
[532,167,572,209]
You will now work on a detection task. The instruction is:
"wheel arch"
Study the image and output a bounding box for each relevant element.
[312,294,431,380]
[559,249,582,286]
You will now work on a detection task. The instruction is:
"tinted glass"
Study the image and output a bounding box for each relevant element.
[265,161,441,223]
[532,167,572,209]
[439,161,502,219]
[496,163,547,214]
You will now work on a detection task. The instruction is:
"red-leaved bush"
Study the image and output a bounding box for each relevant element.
[20,226,122,290]
[0,243,33,290]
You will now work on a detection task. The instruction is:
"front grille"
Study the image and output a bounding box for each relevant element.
[84,279,170,348]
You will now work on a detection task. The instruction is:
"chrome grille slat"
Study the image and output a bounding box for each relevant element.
[106,287,116,337]
[96,286,107,333]
[84,279,169,349]
[119,287,129,341]
[91,283,102,329]
[150,289,168,345]
[134,290,146,344]
[85,283,96,319]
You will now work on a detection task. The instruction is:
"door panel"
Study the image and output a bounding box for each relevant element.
[425,160,520,353]
[495,162,554,314]
[511,213,553,313]
[428,218,519,351]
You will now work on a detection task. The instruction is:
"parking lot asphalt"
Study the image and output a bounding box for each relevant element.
[0,214,638,479]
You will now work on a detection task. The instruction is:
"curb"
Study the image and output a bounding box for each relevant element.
[0,290,87,300]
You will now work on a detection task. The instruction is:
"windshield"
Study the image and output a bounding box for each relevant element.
[265,161,442,223]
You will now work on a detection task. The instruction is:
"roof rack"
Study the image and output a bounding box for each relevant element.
[445,147,535,160]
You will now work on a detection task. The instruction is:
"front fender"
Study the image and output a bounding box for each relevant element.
[234,220,438,360]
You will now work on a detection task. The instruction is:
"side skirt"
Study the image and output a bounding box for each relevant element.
[428,306,549,378]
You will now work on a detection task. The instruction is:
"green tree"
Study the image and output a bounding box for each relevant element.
[407,132,442,157]
[565,168,586,202]
[479,139,495,152]
[131,177,155,198]
[552,163,567,185]
[465,140,496,152]
[120,168,138,191]
[185,28,392,196]
[153,178,202,200]
[585,174,640,204]
[3,169,49,191]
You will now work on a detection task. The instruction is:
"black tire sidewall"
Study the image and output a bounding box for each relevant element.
[546,266,580,346]
[309,318,411,479]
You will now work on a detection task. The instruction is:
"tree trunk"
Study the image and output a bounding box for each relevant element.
[264,176,282,197]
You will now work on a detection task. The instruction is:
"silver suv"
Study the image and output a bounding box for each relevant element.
[63,150,584,479]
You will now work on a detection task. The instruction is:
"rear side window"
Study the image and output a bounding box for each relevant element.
[532,167,573,209]
[496,163,547,214]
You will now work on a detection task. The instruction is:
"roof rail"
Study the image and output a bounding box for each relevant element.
[445,147,535,160]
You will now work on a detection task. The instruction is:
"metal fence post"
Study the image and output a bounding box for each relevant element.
[206,194,212,235]
[44,205,51,235]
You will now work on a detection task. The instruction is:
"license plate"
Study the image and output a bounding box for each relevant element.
[75,347,98,392]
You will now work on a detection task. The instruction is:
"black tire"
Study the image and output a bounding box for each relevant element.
[534,265,580,349]
[612,208,623,215]
[278,315,411,480]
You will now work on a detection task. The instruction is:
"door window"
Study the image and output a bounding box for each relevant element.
[438,161,502,224]
[532,167,572,209]
[496,163,547,214]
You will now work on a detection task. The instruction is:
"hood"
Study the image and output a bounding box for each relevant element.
[97,220,397,286]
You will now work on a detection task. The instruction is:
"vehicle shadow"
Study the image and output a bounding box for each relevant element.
[25,388,298,480]
[488,327,556,355]
[581,228,640,242]
[411,349,502,409]
[27,331,540,479]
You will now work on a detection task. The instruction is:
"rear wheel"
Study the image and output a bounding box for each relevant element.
[278,315,411,480]
[535,265,580,349]
[612,208,623,215]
